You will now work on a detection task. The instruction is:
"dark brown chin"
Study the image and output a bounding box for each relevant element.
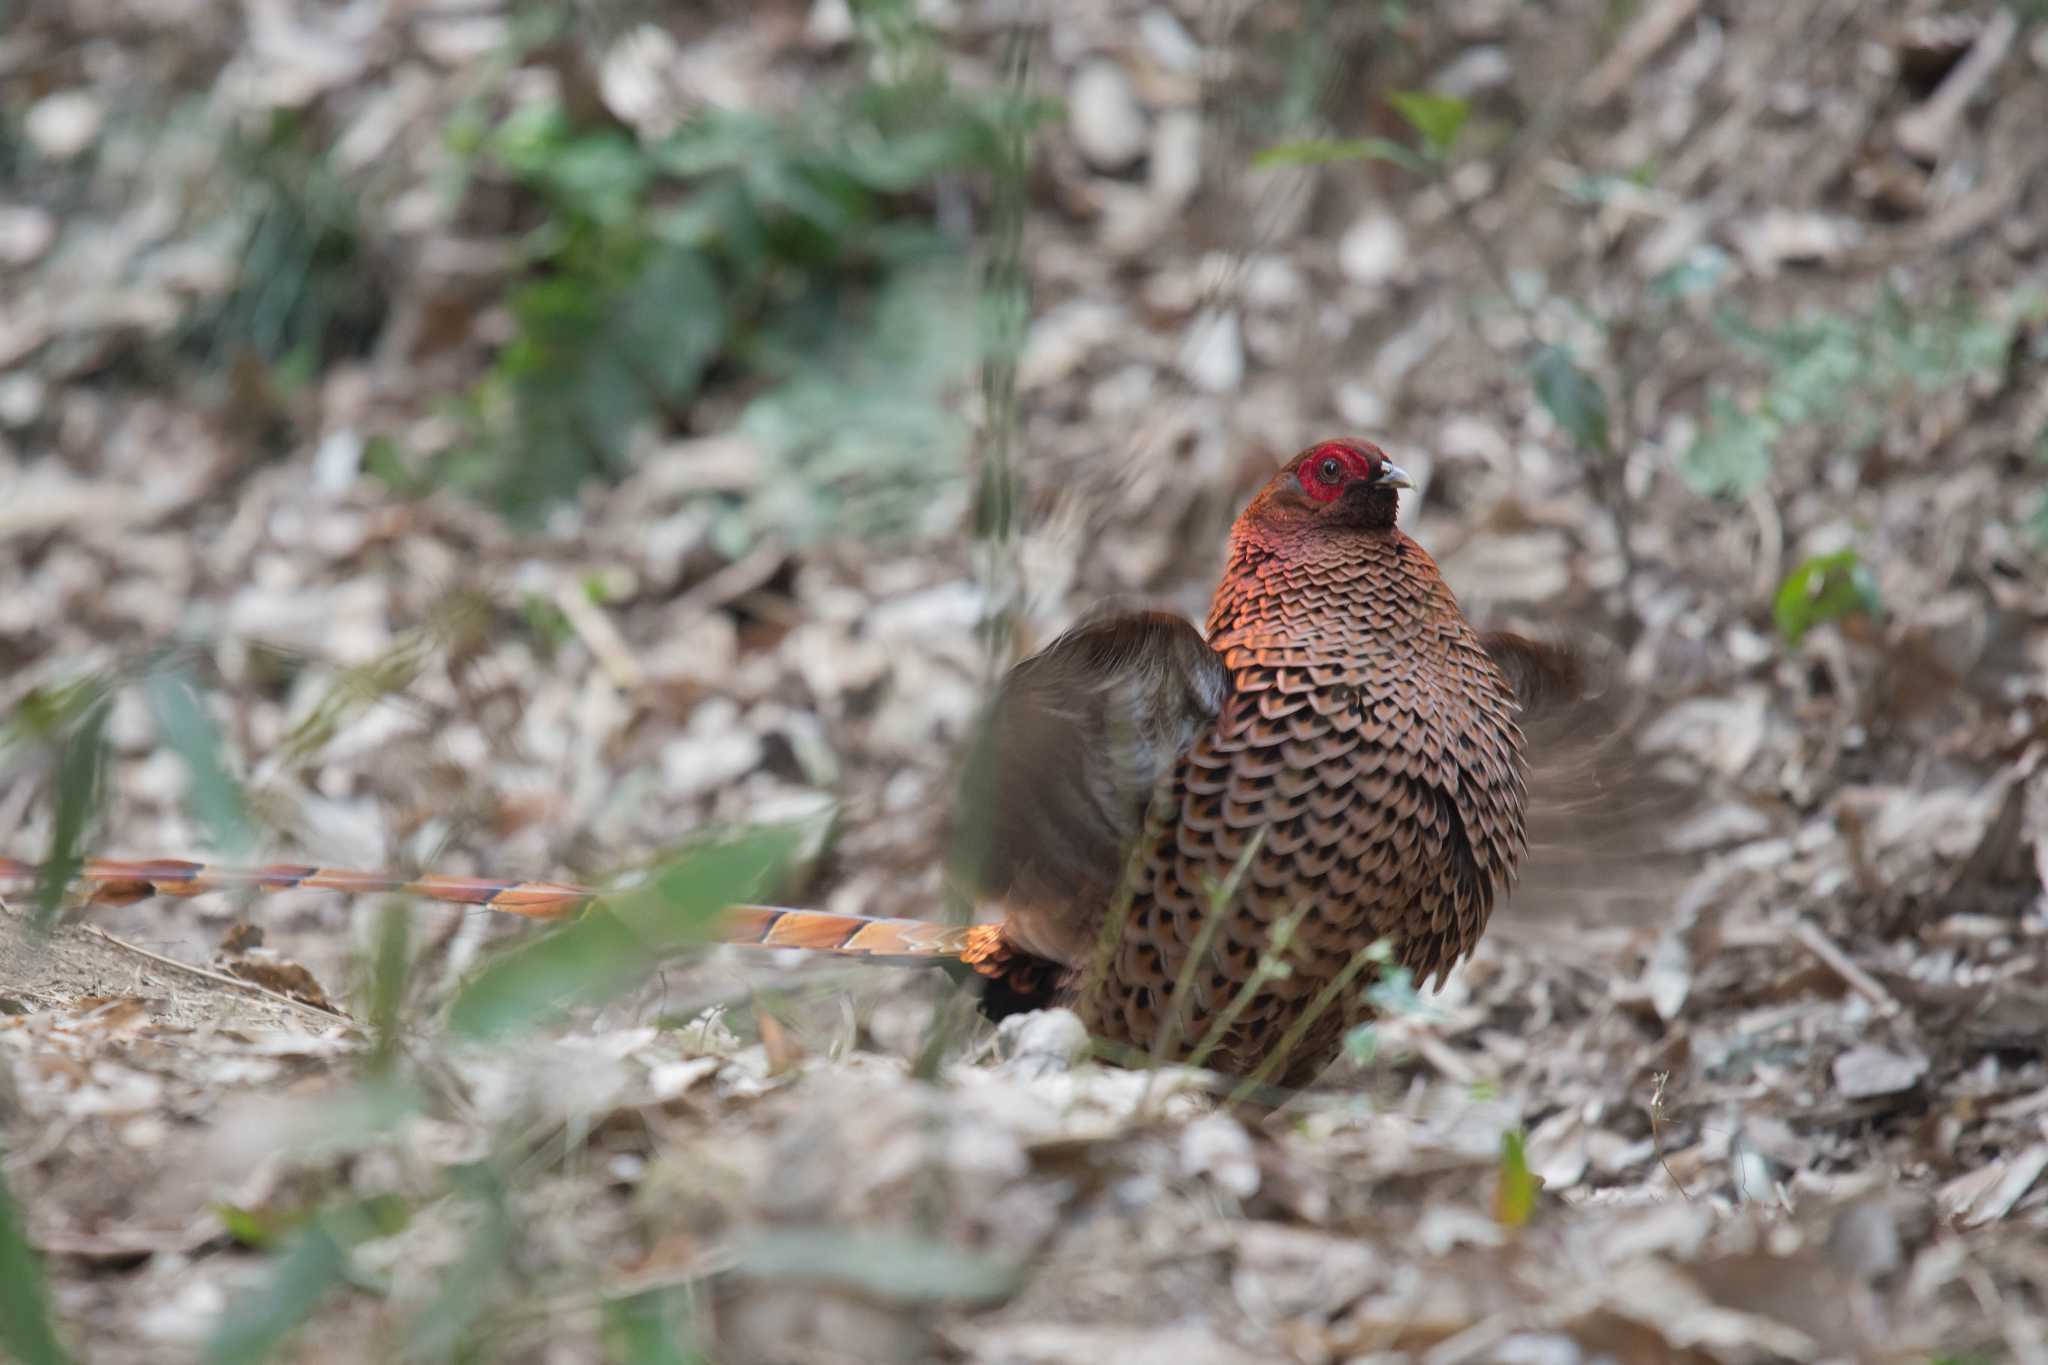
[1333,483,1400,529]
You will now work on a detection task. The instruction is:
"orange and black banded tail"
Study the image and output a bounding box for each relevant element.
[0,857,595,919]
[0,856,993,966]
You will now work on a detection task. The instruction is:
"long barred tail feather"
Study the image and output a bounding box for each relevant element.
[0,856,984,964]
[718,903,983,961]
[0,857,593,918]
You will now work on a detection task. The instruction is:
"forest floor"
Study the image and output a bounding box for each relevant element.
[3,2,2048,1362]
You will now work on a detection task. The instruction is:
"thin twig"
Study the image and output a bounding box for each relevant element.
[74,921,349,1026]
[1647,1070,1692,1201]
[551,581,643,692]
[1790,917,1902,1017]
[1575,0,1702,110]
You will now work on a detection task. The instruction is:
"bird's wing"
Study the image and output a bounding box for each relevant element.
[1475,629,1694,929]
[1477,630,1591,726]
[951,610,1229,961]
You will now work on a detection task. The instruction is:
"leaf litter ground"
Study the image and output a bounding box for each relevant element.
[2,2,2047,1361]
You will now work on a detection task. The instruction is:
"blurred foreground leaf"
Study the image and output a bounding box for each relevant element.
[32,695,110,934]
[1250,136,1426,174]
[0,1162,71,1365]
[403,1164,511,1359]
[206,1201,395,1365]
[144,664,252,855]
[449,825,800,1039]
[606,1289,709,1365]
[1387,90,1470,160]
[730,1228,1021,1305]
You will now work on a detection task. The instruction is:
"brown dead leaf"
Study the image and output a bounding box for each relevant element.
[223,957,336,1012]
[217,923,265,955]
[755,1010,805,1077]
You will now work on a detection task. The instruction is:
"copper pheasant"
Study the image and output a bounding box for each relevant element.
[4,438,1569,1089]
[951,437,1533,1086]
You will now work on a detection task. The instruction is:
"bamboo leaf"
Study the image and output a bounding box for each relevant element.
[32,696,110,934]
[1387,90,1470,160]
[449,825,800,1039]
[730,1228,1021,1305]
[1494,1128,1538,1229]
[1251,136,1428,174]
[0,1162,72,1365]
[144,665,252,855]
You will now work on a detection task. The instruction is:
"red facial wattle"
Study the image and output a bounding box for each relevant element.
[1297,441,1379,503]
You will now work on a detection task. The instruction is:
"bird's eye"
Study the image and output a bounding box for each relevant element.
[1317,457,1344,483]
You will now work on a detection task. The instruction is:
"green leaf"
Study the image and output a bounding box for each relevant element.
[1494,1128,1537,1229]
[729,1228,1021,1305]
[544,134,651,226]
[448,825,800,1039]
[0,1162,71,1365]
[517,593,573,661]
[605,1290,709,1365]
[459,243,725,524]
[205,1211,361,1365]
[212,1202,297,1251]
[33,695,110,933]
[442,22,1047,533]
[363,901,412,1074]
[444,907,650,1041]
[1529,345,1611,457]
[1774,550,1881,645]
[1680,391,1775,499]
[144,665,252,855]
[611,246,724,406]
[1250,136,1428,174]
[1649,244,1733,301]
[1387,90,1470,160]
[403,1165,511,1360]
[360,436,428,498]
[490,105,649,227]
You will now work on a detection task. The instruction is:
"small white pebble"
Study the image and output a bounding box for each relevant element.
[26,91,103,160]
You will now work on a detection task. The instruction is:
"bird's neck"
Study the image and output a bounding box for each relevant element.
[1204,523,1441,645]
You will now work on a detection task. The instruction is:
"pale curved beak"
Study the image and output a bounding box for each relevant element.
[1377,462,1415,491]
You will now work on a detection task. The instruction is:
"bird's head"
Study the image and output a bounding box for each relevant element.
[1241,438,1415,536]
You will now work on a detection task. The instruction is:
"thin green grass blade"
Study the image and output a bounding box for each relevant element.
[0,1161,72,1365]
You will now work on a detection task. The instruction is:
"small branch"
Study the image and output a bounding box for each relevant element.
[552,581,644,693]
[1647,1069,1692,1201]
[1790,917,1902,1017]
[1577,0,1702,110]
[77,922,350,1026]
[1895,9,2019,164]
